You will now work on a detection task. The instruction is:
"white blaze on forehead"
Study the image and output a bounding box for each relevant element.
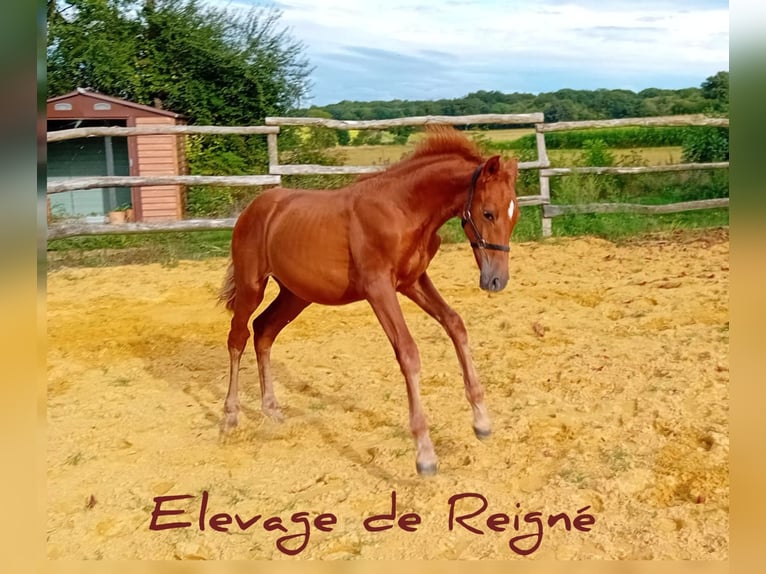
[507,200,515,218]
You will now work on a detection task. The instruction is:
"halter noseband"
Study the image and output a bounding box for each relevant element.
[461,163,511,253]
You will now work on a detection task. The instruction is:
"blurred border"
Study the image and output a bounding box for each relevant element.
[36,560,731,574]
[0,0,46,571]
[730,1,766,573]
[9,0,748,572]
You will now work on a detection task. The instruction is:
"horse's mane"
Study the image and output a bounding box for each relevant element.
[354,125,483,184]
[407,125,484,164]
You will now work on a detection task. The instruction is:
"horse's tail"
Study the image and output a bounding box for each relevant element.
[218,261,237,312]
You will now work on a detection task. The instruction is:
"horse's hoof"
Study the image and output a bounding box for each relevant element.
[416,461,438,476]
[262,408,284,422]
[221,415,238,433]
[474,426,492,440]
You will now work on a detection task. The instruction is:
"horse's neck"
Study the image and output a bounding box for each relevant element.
[401,158,474,228]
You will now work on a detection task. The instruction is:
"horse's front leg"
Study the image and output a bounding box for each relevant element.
[401,272,491,439]
[366,281,438,475]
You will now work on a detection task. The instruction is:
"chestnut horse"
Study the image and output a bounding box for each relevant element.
[219,126,520,475]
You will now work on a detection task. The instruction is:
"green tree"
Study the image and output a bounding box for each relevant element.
[542,100,577,123]
[47,0,141,99]
[701,71,729,113]
[48,0,315,217]
[47,0,312,123]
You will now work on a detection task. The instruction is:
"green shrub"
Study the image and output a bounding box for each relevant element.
[390,126,414,145]
[336,129,351,146]
[351,130,384,146]
[183,134,270,217]
[494,126,690,151]
[681,127,729,163]
[581,138,615,167]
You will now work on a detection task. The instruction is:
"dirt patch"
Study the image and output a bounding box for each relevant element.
[46,232,729,559]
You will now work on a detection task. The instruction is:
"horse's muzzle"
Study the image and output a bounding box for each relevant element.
[480,270,508,292]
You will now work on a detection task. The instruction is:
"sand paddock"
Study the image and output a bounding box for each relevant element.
[46,230,728,559]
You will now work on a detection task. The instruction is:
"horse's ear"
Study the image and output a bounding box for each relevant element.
[505,157,519,178]
[482,155,501,178]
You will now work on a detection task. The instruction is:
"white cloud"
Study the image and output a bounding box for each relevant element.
[210,1,729,103]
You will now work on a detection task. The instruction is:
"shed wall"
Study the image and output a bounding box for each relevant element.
[135,117,184,221]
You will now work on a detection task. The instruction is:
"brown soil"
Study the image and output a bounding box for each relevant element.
[46,231,729,560]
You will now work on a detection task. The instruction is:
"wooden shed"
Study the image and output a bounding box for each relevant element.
[47,88,187,222]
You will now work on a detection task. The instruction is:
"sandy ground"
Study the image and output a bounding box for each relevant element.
[46,230,729,560]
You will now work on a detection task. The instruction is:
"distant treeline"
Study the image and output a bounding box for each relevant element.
[298,72,729,124]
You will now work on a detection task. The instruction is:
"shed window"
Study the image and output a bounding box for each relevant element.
[54,103,72,111]
[93,103,112,111]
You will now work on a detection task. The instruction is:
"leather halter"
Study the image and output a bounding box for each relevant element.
[461,163,511,253]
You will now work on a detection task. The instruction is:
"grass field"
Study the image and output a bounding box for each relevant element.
[346,127,535,143]
[334,144,684,167]
[465,128,537,141]
[549,147,683,166]
[336,127,537,165]
[335,126,684,166]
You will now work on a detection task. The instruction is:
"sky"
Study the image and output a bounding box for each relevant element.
[217,0,729,106]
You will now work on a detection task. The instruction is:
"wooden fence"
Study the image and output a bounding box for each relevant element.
[534,115,729,236]
[46,113,728,240]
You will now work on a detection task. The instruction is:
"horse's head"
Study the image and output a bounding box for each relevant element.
[461,155,520,292]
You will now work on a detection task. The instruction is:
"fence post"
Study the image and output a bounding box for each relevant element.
[267,131,279,174]
[540,176,552,237]
[535,123,552,237]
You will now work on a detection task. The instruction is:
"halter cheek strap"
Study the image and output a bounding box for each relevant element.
[461,164,511,253]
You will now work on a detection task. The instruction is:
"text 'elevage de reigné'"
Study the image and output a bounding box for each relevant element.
[149,490,596,556]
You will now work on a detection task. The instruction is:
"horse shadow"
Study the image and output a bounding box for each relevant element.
[126,334,418,482]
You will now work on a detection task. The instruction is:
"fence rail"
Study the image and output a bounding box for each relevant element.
[46,112,728,240]
[46,124,279,143]
[537,114,729,132]
[47,218,239,240]
[269,159,549,176]
[540,162,729,177]
[48,175,281,194]
[264,113,544,129]
[542,198,729,217]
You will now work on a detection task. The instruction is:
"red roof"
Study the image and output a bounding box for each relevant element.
[48,88,183,119]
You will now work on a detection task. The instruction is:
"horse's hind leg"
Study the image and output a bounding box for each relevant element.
[223,280,267,432]
[251,283,310,419]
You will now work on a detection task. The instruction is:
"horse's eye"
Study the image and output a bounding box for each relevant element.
[483,211,495,222]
